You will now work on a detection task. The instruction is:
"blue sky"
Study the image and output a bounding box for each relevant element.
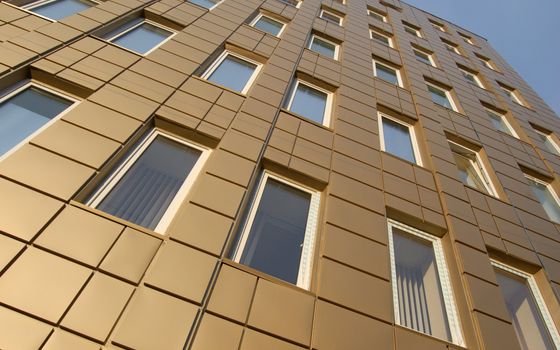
[404,0,560,116]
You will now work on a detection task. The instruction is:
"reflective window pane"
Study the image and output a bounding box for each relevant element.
[382,118,416,163]
[289,83,328,124]
[428,85,453,109]
[111,22,173,55]
[0,86,72,156]
[310,37,336,58]
[527,177,560,223]
[393,229,452,342]
[188,0,219,9]
[239,178,312,284]
[451,150,487,192]
[415,50,432,65]
[486,109,511,135]
[207,55,257,93]
[371,31,390,46]
[29,0,94,20]
[253,16,283,36]
[376,63,399,85]
[96,135,202,230]
[369,11,385,21]
[320,11,341,24]
[495,269,555,350]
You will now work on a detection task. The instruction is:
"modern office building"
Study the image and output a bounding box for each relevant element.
[0,0,559,348]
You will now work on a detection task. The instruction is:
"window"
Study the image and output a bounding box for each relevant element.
[367,9,387,22]
[459,67,484,89]
[426,82,457,111]
[498,83,524,105]
[379,113,421,164]
[202,52,262,94]
[429,19,446,32]
[286,80,332,126]
[476,53,495,70]
[250,14,285,37]
[442,39,460,55]
[231,172,320,289]
[403,22,422,37]
[22,0,96,20]
[373,60,402,87]
[308,35,339,60]
[485,108,517,137]
[533,127,560,155]
[319,9,342,26]
[277,0,301,8]
[413,47,436,67]
[87,129,209,232]
[458,32,474,45]
[0,83,75,158]
[388,220,464,346]
[102,19,175,55]
[187,0,221,10]
[493,261,560,350]
[370,28,393,47]
[525,175,560,223]
[449,141,496,195]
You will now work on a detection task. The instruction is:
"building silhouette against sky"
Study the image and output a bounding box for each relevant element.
[0,0,559,349]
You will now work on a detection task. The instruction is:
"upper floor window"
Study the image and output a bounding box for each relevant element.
[373,59,402,87]
[458,32,474,45]
[187,0,222,10]
[231,172,320,289]
[498,82,525,106]
[475,53,495,70]
[367,8,387,22]
[429,19,446,32]
[308,34,339,60]
[0,83,75,158]
[493,261,560,350]
[459,66,484,89]
[250,14,286,37]
[532,125,560,155]
[378,113,421,165]
[388,220,464,346]
[426,81,458,111]
[370,27,393,48]
[277,0,301,8]
[102,18,175,55]
[413,46,436,67]
[202,51,262,94]
[403,22,422,37]
[449,141,496,196]
[485,107,517,137]
[86,129,210,232]
[524,174,560,223]
[319,9,343,26]
[22,0,96,20]
[442,39,461,55]
[286,79,333,126]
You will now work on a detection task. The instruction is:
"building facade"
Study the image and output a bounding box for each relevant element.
[0,0,559,348]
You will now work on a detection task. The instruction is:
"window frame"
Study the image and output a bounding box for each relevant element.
[308,34,340,60]
[86,128,210,234]
[0,81,79,162]
[372,59,403,87]
[498,84,524,106]
[319,9,343,26]
[429,19,446,32]
[524,174,560,222]
[491,260,560,349]
[277,0,301,8]
[187,0,223,10]
[426,81,458,112]
[413,47,436,67]
[485,107,518,137]
[20,0,98,21]
[378,113,422,166]
[201,51,263,94]
[367,9,387,22]
[476,53,495,70]
[459,68,484,89]
[534,128,560,155]
[104,19,176,56]
[387,219,465,346]
[458,33,474,45]
[449,140,498,196]
[249,13,286,37]
[403,23,422,38]
[442,40,461,55]
[370,28,393,48]
[231,171,321,290]
[286,79,333,127]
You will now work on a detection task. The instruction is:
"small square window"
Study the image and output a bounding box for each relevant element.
[22,0,96,20]
[103,19,175,55]
[498,83,524,106]
[379,113,421,164]
[187,0,222,10]
[449,141,496,195]
[426,82,457,111]
[373,60,402,87]
[485,108,517,137]
[459,68,484,89]
[231,172,321,289]
[458,32,474,45]
[388,220,464,346]
[86,129,210,233]
[533,126,560,155]
[0,83,76,158]
[250,14,285,37]
[319,9,343,26]
[286,80,333,126]
[413,47,436,67]
[367,9,387,22]
[403,22,422,37]
[277,0,301,8]
[370,28,393,47]
[308,35,339,60]
[429,19,446,32]
[202,52,262,94]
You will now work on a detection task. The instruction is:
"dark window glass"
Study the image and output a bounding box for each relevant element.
[376,63,399,85]
[371,31,390,45]
[382,118,416,163]
[414,50,432,65]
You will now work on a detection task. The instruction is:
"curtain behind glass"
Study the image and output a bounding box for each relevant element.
[96,135,201,230]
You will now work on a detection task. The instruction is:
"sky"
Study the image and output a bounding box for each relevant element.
[403,0,560,116]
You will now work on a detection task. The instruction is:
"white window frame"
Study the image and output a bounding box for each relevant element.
[370,28,393,48]
[0,81,79,162]
[104,19,176,56]
[19,0,98,22]
[232,171,321,290]
[378,113,422,166]
[367,9,387,22]
[387,219,465,347]
[460,68,484,89]
[413,47,436,67]
[249,13,286,37]
[524,174,560,217]
[373,59,403,87]
[476,54,495,70]
[308,34,340,60]
[534,128,560,154]
[277,0,301,8]
[319,9,343,26]
[499,85,524,105]
[449,141,498,196]
[430,20,446,32]
[426,81,458,112]
[443,41,461,55]
[87,128,210,234]
[485,108,518,137]
[459,33,474,45]
[286,79,333,127]
[188,0,223,10]
[403,23,422,38]
[201,51,263,94]
[491,260,560,349]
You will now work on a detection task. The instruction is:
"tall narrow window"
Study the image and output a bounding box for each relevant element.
[286,80,332,126]
[426,82,457,111]
[202,52,262,94]
[533,127,560,155]
[102,19,175,55]
[525,175,560,223]
[187,0,221,10]
[0,84,75,157]
[379,114,421,165]
[87,129,209,232]
[413,47,436,67]
[373,60,402,87]
[493,261,560,350]
[370,28,393,47]
[319,9,343,26]
[308,35,339,60]
[250,14,285,37]
[449,141,496,195]
[485,108,517,137]
[22,0,96,20]
[231,172,320,289]
[388,220,464,346]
